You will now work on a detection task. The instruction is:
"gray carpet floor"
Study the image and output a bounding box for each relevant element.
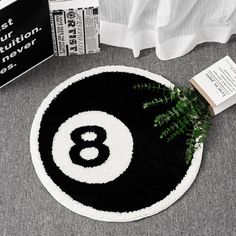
[0,38,236,236]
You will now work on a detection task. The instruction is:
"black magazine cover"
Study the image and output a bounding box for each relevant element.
[0,0,54,87]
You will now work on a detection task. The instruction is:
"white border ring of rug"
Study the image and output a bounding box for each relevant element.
[30,66,203,222]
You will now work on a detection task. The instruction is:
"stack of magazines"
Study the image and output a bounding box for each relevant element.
[50,0,100,56]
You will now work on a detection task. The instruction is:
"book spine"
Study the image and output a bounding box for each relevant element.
[50,11,58,56]
[51,10,67,56]
[84,7,100,54]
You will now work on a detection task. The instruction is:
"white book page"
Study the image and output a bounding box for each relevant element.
[191,56,236,106]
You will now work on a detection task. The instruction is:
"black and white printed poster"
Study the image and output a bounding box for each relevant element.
[0,0,54,87]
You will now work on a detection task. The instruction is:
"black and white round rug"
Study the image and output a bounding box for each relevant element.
[30,66,203,222]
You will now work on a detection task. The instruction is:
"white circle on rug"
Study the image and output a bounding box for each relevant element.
[30,66,203,222]
[52,111,133,184]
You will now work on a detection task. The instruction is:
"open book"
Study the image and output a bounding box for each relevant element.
[190,56,236,115]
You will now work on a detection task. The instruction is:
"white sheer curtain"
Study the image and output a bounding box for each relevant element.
[100,0,236,60]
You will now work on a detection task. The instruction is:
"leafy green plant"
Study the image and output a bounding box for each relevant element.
[133,83,211,164]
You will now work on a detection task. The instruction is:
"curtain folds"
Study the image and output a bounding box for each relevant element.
[100,0,236,60]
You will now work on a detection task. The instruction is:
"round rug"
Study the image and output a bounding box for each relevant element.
[30,66,203,222]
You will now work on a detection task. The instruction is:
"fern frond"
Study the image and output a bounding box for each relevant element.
[133,83,163,92]
[133,82,211,164]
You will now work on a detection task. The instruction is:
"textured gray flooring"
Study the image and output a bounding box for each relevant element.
[0,39,236,236]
